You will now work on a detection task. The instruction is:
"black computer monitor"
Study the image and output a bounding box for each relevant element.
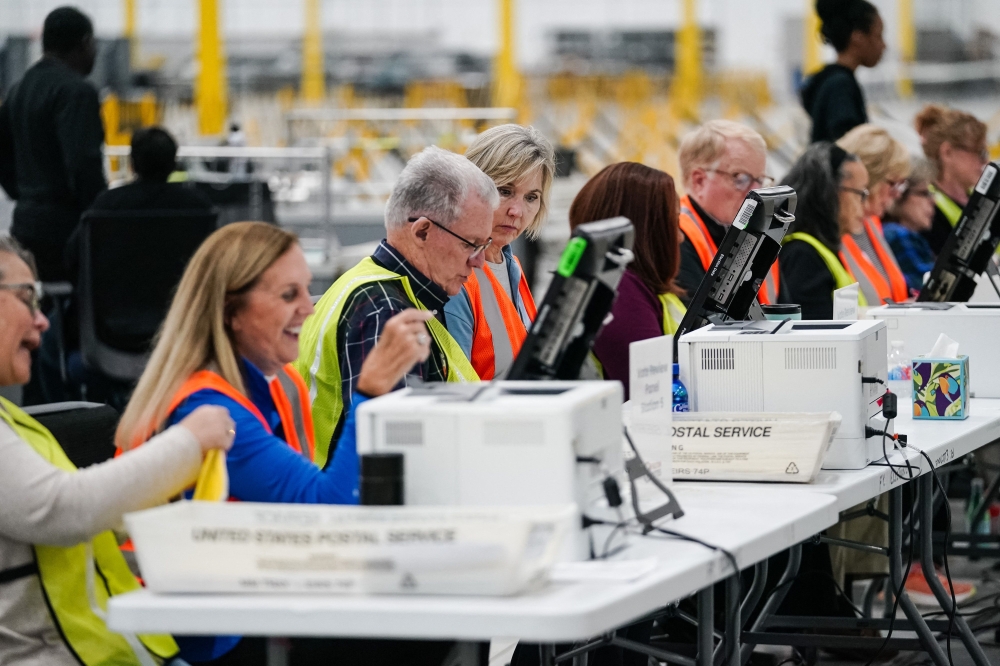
[507,217,634,380]
[917,161,1000,302]
[673,186,797,346]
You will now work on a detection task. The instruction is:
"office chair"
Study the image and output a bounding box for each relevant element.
[76,209,219,384]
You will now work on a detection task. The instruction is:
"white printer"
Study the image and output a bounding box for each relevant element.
[867,302,1000,398]
[356,381,625,558]
[677,319,890,469]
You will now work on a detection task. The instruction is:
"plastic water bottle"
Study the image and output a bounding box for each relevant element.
[672,363,690,412]
[887,340,912,399]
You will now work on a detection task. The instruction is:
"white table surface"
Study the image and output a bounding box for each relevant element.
[108,399,1000,642]
[108,485,838,642]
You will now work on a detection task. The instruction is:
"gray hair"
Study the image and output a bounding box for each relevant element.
[0,236,37,281]
[385,146,500,231]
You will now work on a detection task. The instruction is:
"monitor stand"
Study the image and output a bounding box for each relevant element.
[985,256,1000,300]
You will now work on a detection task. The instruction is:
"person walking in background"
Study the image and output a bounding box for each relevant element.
[914,104,989,254]
[445,124,555,380]
[883,161,938,292]
[0,7,105,283]
[801,0,884,143]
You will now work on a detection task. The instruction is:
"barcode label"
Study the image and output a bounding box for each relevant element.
[975,165,996,195]
[733,199,757,230]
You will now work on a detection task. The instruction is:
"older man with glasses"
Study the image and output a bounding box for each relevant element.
[675,120,774,303]
[296,146,497,464]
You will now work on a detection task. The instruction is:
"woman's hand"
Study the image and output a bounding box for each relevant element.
[356,309,435,397]
[180,405,237,454]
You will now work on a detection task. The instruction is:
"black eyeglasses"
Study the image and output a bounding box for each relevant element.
[840,186,870,203]
[707,169,775,190]
[0,281,43,315]
[408,217,492,259]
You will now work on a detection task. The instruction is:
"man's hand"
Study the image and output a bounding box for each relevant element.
[356,309,435,397]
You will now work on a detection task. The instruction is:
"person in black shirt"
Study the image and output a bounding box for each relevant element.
[88,127,212,212]
[801,0,885,143]
[778,142,869,320]
[0,7,105,283]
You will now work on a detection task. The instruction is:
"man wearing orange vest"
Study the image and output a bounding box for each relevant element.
[676,120,778,303]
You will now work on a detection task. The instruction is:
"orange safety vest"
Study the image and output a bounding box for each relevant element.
[123,364,315,468]
[839,216,909,305]
[679,194,777,305]
[464,257,537,380]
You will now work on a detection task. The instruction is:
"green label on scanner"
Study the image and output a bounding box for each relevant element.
[557,237,587,277]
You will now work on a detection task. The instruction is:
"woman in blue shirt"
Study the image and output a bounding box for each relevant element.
[882,162,937,291]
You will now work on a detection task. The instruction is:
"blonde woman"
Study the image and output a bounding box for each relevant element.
[836,124,912,303]
[914,104,989,254]
[445,124,555,379]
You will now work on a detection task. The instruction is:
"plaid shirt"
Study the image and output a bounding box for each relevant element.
[882,222,936,292]
[332,240,450,443]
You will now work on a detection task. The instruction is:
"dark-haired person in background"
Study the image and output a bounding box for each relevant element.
[0,6,105,283]
[86,127,212,212]
[778,142,869,319]
[801,0,885,143]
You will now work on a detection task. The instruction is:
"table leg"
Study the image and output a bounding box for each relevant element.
[889,486,949,666]
[698,585,714,666]
[919,474,993,666]
[266,638,289,666]
[740,545,801,666]
[713,574,740,666]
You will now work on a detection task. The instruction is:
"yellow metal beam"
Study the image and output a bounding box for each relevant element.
[301,0,325,103]
[123,0,136,68]
[804,1,823,76]
[493,0,522,113]
[671,0,702,120]
[897,0,915,98]
[196,0,228,136]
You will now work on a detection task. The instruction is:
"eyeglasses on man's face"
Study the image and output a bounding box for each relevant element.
[408,217,493,259]
[707,169,775,191]
[840,186,870,203]
[0,281,43,316]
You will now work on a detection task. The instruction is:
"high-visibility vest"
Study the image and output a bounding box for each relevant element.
[839,216,909,305]
[679,194,776,305]
[783,232,868,307]
[0,398,180,666]
[929,183,963,227]
[659,292,687,336]
[464,257,537,380]
[296,256,478,468]
[591,291,687,379]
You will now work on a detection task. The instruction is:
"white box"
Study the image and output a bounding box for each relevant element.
[867,302,1000,398]
[126,501,575,596]
[677,320,890,469]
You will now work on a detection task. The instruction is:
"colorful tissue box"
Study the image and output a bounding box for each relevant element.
[912,355,970,420]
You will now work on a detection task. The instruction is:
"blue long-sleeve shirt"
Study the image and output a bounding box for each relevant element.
[166,358,363,504]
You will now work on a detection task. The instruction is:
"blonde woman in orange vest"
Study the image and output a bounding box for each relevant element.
[836,124,912,304]
[444,124,555,379]
[676,120,778,303]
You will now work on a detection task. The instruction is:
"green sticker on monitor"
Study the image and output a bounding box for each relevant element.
[557,237,587,277]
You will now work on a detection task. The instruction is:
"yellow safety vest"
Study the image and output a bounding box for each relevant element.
[928,183,963,227]
[783,232,868,307]
[296,257,478,468]
[0,398,179,666]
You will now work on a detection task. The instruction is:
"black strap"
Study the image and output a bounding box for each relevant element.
[0,561,39,584]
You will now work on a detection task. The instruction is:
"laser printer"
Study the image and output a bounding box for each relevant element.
[356,381,625,559]
[677,319,890,469]
[867,302,1000,398]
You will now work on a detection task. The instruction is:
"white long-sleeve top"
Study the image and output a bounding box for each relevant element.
[0,415,203,665]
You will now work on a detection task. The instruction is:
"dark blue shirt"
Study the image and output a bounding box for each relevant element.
[167,358,362,504]
[883,222,936,292]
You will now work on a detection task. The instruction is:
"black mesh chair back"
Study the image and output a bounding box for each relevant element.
[24,402,118,469]
[192,181,276,226]
[78,209,219,381]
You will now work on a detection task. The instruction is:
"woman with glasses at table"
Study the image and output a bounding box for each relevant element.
[777,142,869,320]
[836,124,912,304]
[444,124,555,380]
[0,235,237,666]
[915,104,990,255]
[882,160,938,292]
